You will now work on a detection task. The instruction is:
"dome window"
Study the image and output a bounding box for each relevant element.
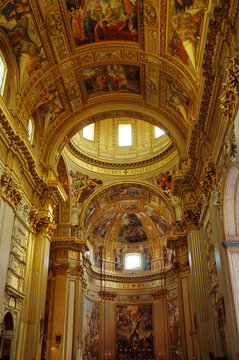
[83,123,94,141]
[125,253,141,270]
[155,126,165,138]
[118,123,132,146]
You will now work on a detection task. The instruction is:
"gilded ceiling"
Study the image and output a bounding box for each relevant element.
[0,0,210,170]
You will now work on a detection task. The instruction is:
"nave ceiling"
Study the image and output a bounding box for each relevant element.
[0,0,238,202]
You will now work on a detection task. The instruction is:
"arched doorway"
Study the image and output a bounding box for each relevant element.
[0,312,14,359]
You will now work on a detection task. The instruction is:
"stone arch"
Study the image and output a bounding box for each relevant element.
[42,103,187,169]
[223,166,239,239]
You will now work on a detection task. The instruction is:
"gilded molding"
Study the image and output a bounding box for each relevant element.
[175,206,201,232]
[1,173,22,210]
[98,291,117,302]
[220,57,239,121]
[200,163,216,201]
[128,295,140,302]
[50,263,69,276]
[152,289,167,300]
[175,260,190,273]
[0,111,65,202]
[173,1,232,197]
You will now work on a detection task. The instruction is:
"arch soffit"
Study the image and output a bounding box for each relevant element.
[43,103,187,168]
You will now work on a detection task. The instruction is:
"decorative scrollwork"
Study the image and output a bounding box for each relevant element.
[220,57,239,120]
[143,2,157,27]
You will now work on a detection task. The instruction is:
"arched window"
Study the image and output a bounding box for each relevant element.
[27,118,34,144]
[0,52,7,95]
[125,252,141,270]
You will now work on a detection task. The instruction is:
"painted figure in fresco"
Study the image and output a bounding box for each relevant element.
[116,305,154,357]
[143,248,151,271]
[164,247,175,267]
[169,33,189,65]
[170,0,206,69]
[94,243,103,268]
[115,248,123,271]
[0,0,45,85]
[92,209,116,238]
[70,171,103,205]
[83,300,100,359]
[145,207,171,236]
[69,6,86,41]
[175,0,194,12]
[83,65,140,96]
[154,171,172,196]
[166,79,189,121]
[118,214,148,243]
[67,0,137,46]
[34,88,63,129]
[172,10,203,43]
[109,186,147,201]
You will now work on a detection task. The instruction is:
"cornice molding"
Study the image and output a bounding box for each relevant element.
[222,240,239,249]
[67,140,175,170]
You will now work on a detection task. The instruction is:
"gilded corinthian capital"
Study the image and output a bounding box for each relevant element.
[1,173,22,210]
[36,216,56,238]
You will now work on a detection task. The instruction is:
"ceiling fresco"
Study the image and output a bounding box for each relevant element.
[117,213,148,243]
[0,0,209,159]
[169,0,207,70]
[91,208,117,238]
[0,0,46,87]
[33,87,64,130]
[109,186,147,201]
[0,0,222,201]
[66,0,138,46]
[82,64,140,97]
[70,170,103,207]
[82,183,172,246]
